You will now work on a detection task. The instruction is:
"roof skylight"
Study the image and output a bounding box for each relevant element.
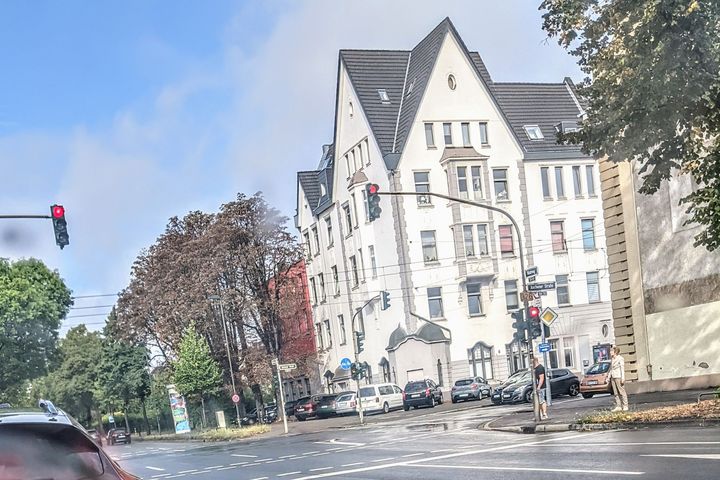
[524,125,544,140]
[377,89,390,104]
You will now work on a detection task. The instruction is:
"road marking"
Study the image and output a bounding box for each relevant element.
[279,455,297,459]
[310,467,333,472]
[177,470,197,474]
[216,466,237,471]
[429,449,453,453]
[266,459,285,463]
[231,462,248,466]
[410,464,644,475]
[311,452,329,457]
[329,439,364,446]
[151,475,170,478]
[165,476,186,479]
[401,453,423,458]
[277,472,302,477]
[233,453,259,458]
[203,465,224,470]
[147,466,165,471]
[256,458,273,462]
[641,454,720,460]
[304,450,320,455]
[341,462,363,467]
[189,471,208,476]
[173,449,186,452]
[370,457,396,463]
[324,447,344,451]
[250,477,269,480]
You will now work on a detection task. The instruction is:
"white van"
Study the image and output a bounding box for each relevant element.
[357,383,404,413]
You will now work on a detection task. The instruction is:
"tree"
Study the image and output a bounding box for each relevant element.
[0,258,72,402]
[540,0,720,249]
[173,322,221,428]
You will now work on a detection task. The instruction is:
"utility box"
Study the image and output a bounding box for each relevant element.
[215,411,227,429]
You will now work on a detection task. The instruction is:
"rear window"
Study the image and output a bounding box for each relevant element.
[359,387,376,398]
[405,382,426,393]
[587,362,610,374]
[336,394,353,402]
[454,379,473,387]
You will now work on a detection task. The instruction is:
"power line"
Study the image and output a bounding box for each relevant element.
[69,304,115,310]
[72,293,119,299]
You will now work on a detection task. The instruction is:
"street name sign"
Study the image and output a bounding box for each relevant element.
[540,307,558,327]
[528,281,556,292]
[538,342,551,353]
[278,363,297,372]
[527,275,536,283]
[525,266,538,278]
[340,358,352,370]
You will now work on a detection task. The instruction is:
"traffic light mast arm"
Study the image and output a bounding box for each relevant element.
[379,190,540,422]
[0,214,53,219]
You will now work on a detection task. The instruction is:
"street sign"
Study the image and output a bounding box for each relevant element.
[231,393,240,404]
[538,342,551,353]
[520,291,534,302]
[540,307,558,327]
[525,266,538,278]
[108,415,115,424]
[528,281,556,292]
[527,275,536,283]
[278,363,297,372]
[271,358,278,365]
[340,358,352,370]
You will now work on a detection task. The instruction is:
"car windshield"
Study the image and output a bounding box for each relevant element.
[587,362,610,374]
[405,382,427,393]
[454,379,473,387]
[359,387,376,398]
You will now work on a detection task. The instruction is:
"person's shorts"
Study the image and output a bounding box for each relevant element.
[537,388,546,404]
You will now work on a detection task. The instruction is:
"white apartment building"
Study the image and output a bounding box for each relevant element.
[295,18,612,392]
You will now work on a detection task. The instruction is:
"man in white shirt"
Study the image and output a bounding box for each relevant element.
[609,346,628,411]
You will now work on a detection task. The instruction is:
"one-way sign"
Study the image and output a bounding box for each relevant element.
[528,281,556,292]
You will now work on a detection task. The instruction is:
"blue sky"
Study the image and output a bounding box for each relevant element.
[0,1,582,332]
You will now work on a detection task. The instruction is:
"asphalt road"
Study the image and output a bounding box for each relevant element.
[109,398,720,480]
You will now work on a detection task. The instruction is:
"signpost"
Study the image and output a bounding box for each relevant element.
[528,281,556,292]
[274,360,296,434]
[340,358,352,370]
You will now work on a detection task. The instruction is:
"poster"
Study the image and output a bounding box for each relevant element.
[166,384,191,434]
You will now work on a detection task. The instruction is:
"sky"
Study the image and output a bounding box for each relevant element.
[0,1,582,333]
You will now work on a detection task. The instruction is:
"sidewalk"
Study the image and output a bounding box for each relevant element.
[485,388,719,433]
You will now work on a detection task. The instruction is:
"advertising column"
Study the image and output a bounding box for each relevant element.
[166,384,191,434]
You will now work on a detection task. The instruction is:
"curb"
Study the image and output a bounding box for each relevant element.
[482,418,720,434]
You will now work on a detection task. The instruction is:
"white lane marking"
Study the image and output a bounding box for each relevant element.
[279,455,297,459]
[309,467,333,472]
[641,454,720,460]
[173,449,186,452]
[329,439,364,446]
[177,470,197,474]
[250,477,269,480]
[165,476,186,479]
[370,457,396,463]
[401,453,423,458]
[266,459,284,463]
[232,453,259,458]
[311,452,329,457]
[189,471,208,476]
[203,465,224,470]
[231,462,248,466]
[429,449,453,453]
[255,458,273,462]
[147,466,166,471]
[411,464,644,475]
[341,462,363,467]
[151,475,171,478]
[304,451,320,455]
[277,472,302,477]
[216,466,237,470]
[324,447,344,452]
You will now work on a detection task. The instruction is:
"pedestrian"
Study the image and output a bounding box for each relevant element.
[609,346,628,412]
[533,357,548,420]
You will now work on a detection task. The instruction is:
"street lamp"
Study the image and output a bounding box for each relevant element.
[208,294,242,428]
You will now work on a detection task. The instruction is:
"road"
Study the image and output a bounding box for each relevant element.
[109,398,720,479]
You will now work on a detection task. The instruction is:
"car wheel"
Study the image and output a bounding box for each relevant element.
[524,389,533,403]
[581,393,594,399]
[403,405,410,411]
[383,402,390,414]
[451,397,457,404]
[430,396,437,408]
[297,416,306,422]
[438,394,443,405]
[413,405,418,410]
[569,383,580,396]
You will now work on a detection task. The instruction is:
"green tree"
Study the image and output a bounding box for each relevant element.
[0,258,72,402]
[173,322,221,428]
[540,0,720,250]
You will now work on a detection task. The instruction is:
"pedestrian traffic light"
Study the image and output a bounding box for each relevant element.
[511,310,527,343]
[380,290,390,310]
[350,362,360,380]
[366,183,382,221]
[355,331,365,354]
[50,204,69,249]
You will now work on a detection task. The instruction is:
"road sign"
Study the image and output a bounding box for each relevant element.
[231,393,240,404]
[340,358,352,370]
[525,266,538,277]
[520,291,535,302]
[538,342,551,353]
[108,415,115,424]
[527,275,536,283]
[278,363,297,372]
[271,358,278,365]
[540,307,558,327]
[528,281,556,292]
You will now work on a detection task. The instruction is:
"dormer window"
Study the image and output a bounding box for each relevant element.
[320,182,327,197]
[524,125,544,140]
[377,89,390,104]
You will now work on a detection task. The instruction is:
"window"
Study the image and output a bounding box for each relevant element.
[324,319,332,347]
[499,225,514,254]
[477,224,489,255]
[447,74,457,90]
[310,277,318,305]
[582,219,596,250]
[421,230,438,263]
[573,165,583,197]
[351,194,359,229]
[414,171,431,205]
[461,122,471,146]
[343,203,352,232]
[467,280,483,315]
[345,155,351,179]
[351,150,358,172]
[358,249,366,282]
[303,231,311,259]
[470,343,493,379]
[338,315,347,345]
[361,189,370,222]
[364,139,370,166]
[548,338,559,368]
[471,166,483,199]
[427,287,444,318]
[316,323,324,350]
[377,89,390,104]
[424,123,435,148]
[312,226,320,255]
[541,167,551,198]
[586,165,596,196]
[555,166,565,198]
[318,273,326,302]
[493,169,508,200]
[505,280,519,310]
[331,266,340,296]
[586,271,600,303]
[551,220,567,253]
[556,274,570,305]
[457,166,468,198]
[357,142,364,166]
[479,122,489,145]
[369,245,378,278]
[350,256,359,287]
[563,337,575,368]
[324,217,333,247]
[443,122,453,145]
[463,225,475,257]
[524,125,544,140]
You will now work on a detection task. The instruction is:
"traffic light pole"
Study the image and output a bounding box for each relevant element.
[379,190,540,423]
[351,294,380,425]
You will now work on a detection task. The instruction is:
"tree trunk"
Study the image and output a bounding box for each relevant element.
[238,389,247,417]
[200,395,207,429]
[251,383,264,414]
[123,403,131,432]
[141,398,151,435]
[93,408,105,446]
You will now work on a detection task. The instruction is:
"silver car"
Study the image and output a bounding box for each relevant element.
[334,392,357,415]
[451,377,491,403]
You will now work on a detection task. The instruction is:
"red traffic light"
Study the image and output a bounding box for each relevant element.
[528,306,540,318]
[51,205,65,219]
[368,184,379,194]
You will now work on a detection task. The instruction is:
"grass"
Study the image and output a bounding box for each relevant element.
[578,399,720,424]
[137,424,270,442]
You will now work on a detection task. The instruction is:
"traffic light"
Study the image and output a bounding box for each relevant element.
[366,183,382,221]
[511,310,527,343]
[380,290,390,310]
[350,362,360,380]
[355,331,365,354]
[50,204,69,249]
[527,306,542,339]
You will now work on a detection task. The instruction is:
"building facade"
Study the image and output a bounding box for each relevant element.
[295,18,612,391]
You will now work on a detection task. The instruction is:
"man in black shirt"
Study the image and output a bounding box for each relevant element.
[533,357,548,420]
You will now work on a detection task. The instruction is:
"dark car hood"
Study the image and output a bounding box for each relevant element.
[503,381,531,393]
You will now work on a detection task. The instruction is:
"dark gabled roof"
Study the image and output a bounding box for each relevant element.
[297,171,321,212]
[468,52,493,88]
[298,144,336,217]
[493,82,587,158]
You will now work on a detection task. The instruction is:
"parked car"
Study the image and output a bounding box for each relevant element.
[0,400,139,479]
[580,361,613,398]
[491,370,531,405]
[358,383,404,414]
[334,392,358,415]
[294,394,337,421]
[316,394,339,419]
[403,379,443,410]
[284,399,298,417]
[451,377,491,403]
[106,427,131,445]
[87,428,102,445]
[502,368,580,404]
[242,404,279,425]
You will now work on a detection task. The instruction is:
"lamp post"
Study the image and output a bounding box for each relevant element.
[208,295,242,428]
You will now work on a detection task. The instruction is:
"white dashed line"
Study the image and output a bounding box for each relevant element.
[203,465,224,470]
[250,477,269,480]
[304,451,320,455]
[309,467,333,472]
[266,459,284,463]
[401,453,423,458]
[177,470,197,474]
[370,457,396,463]
[146,466,165,471]
[311,452,329,457]
[277,472,301,477]
[189,471,207,476]
[231,462,248,466]
[256,458,273,462]
[341,462,363,467]
[151,475,170,478]
[279,455,297,459]
[232,453,259,458]
[216,466,237,471]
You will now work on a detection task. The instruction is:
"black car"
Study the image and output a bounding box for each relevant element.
[241,404,278,425]
[502,368,580,404]
[106,427,131,445]
[403,379,443,410]
[316,394,339,419]
[294,394,337,421]
[284,399,298,417]
[491,370,531,405]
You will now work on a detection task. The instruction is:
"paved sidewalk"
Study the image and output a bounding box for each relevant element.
[485,388,717,431]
